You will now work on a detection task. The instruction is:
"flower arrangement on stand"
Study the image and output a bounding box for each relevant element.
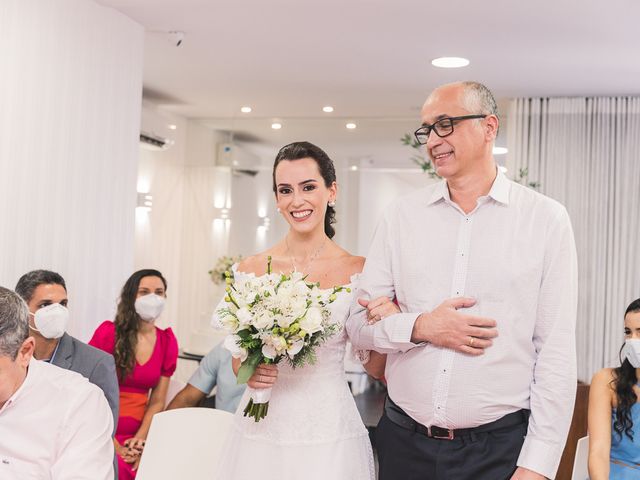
[216,257,349,421]
[209,255,243,285]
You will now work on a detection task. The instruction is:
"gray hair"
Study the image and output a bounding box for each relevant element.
[0,287,29,360]
[15,270,66,303]
[459,81,498,117]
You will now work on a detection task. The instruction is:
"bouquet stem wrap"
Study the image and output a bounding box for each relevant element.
[244,387,272,422]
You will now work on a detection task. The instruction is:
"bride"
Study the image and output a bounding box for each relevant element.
[214,141,392,480]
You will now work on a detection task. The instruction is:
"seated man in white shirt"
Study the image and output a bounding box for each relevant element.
[0,286,114,480]
[167,342,245,413]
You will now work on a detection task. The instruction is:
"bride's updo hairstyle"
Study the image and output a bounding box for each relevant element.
[272,141,337,239]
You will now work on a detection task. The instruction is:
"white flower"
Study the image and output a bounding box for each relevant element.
[224,335,247,362]
[289,297,307,317]
[290,271,305,283]
[277,280,293,297]
[262,343,277,360]
[277,313,294,329]
[253,311,275,330]
[287,339,304,358]
[217,312,238,333]
[294,280,311,296]
[236,307,252,327]
[299,307,324,334]
[272,336,287,352]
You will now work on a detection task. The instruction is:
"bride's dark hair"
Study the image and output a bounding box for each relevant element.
[612,298,640,440]
[272,141,337,239]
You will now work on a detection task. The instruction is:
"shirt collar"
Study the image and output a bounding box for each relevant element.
[425,168,511,207]
[426,179,449,205]
[487,169,511,205]
[45,339,61,364]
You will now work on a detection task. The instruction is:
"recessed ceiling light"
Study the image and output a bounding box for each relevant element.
[241,106,252,113]
[431,57,470,68]
[350,165,359,171]
[271,122,282,130]
[493,147,508,155]
[346,123,357,130]
[167,124,177,130]
[323,106,334,113]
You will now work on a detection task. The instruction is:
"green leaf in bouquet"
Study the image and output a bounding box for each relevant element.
[236,350,263,384]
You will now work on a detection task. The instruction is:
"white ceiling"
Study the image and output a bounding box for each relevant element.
[98,0,640,159]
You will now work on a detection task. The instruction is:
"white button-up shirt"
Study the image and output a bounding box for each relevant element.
[347,171,578,479]
[0,357,114,480]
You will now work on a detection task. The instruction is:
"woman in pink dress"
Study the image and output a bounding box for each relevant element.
[90,269,178,480]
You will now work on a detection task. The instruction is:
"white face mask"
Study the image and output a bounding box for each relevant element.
[135,294,165,322]
[29,303,69,339]
[622,339,640,368]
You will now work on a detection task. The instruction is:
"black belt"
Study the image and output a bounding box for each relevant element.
[384,396,529,441]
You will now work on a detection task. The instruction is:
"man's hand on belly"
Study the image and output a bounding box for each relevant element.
[410,297,498,355]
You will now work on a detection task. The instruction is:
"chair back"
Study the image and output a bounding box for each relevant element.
[571,435,589,480]
[136,408,234,480]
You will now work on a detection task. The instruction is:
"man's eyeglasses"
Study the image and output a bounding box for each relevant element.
[414,114,487,145]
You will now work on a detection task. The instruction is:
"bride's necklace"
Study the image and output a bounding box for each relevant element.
[285,236,326,274]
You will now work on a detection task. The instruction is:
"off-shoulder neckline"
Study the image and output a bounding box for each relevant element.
[231,263,359,291]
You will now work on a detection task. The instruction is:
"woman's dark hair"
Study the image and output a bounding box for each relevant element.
[113,269,167,380]
[272,141,337,239]
[612,298,640,440]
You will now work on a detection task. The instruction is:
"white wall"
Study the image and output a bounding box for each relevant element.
[134,103,188,337]
[356,168,437,255]
[0,0,143,340]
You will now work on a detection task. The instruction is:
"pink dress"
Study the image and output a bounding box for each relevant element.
[89,321,178,480]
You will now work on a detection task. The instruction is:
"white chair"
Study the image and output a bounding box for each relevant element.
[164,378,186,408]
[136,408,234,480]
[571,435,590,480]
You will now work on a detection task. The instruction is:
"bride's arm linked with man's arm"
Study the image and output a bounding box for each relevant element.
[345,211,498,356]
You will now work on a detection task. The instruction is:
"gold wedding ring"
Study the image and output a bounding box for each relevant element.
[469,336,475,347]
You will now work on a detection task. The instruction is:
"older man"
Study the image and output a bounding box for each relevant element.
[0,286,114,479]
[15,270,119,430]
[347,81,578,480]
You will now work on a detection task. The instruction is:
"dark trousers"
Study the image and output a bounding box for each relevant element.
[376,407,528,480]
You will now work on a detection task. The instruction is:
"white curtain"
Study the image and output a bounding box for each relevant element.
[507,97,640,382]
[0,0,143,340]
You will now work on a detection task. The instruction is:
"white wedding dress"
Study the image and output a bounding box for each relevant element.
[215,269,375,480]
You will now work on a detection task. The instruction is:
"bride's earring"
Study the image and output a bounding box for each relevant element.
[328,201,336,208]
[277,207,281,213]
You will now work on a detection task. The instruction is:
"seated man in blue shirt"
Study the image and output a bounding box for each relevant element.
[167,342,245,413]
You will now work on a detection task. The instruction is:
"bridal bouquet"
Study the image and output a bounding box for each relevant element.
[217,257,348,421]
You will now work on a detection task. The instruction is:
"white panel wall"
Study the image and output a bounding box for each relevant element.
[0,0,143,340]
[357,169,437,255]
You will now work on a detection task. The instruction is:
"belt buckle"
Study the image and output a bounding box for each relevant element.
[428,425,454,440]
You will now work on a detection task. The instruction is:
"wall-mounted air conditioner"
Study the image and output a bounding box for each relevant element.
[139,131,174,151]
[217,143,260,176]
